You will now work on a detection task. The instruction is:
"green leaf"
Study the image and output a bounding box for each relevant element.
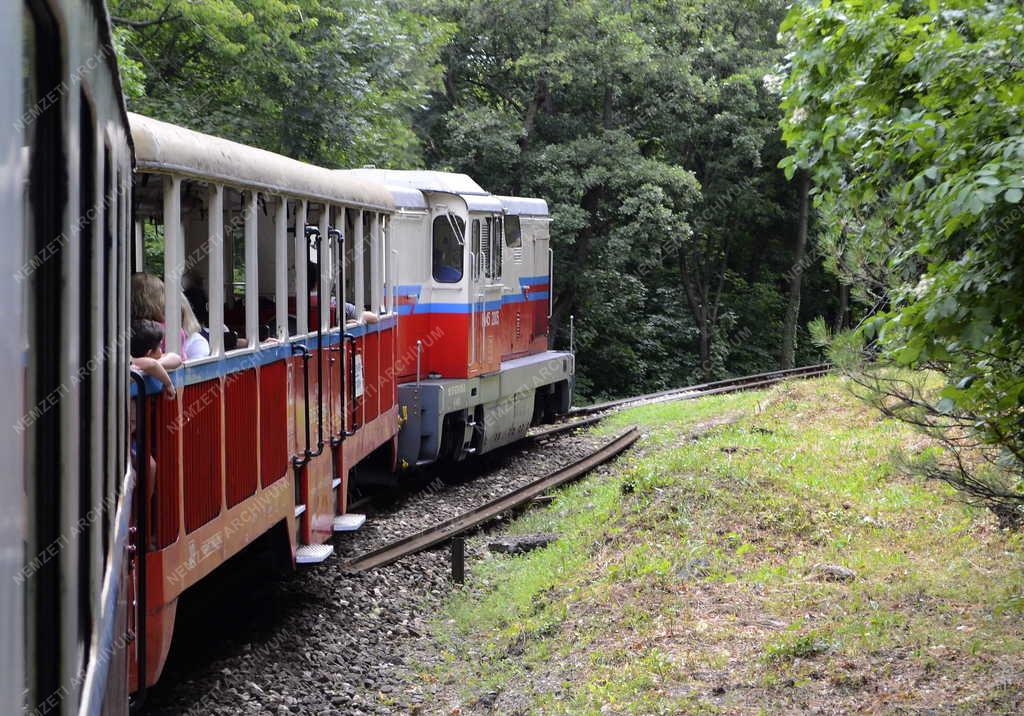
[1005,187,1023,204]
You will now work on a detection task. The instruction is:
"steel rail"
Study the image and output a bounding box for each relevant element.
[524,414,606,440]
[341,365,827,549]
[569,363,831,417]
[344,427,640,572]
[649,370,829,405]
[341,417,605,516]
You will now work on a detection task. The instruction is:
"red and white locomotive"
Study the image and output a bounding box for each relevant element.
[5,2,572,707]
[340,169,573,468]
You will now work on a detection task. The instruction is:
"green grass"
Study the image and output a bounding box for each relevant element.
[417,377,1024,714]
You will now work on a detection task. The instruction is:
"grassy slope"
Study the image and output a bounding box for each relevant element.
[421,378,1024,714]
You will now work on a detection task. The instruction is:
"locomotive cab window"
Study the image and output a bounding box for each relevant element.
[504,215,522,247]
[432,213,464,283]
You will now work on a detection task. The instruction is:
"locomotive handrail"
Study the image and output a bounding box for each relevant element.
[547,247,554,319]
[344,332,360,436]
[291,343,312,468]
[469,250,477,364]
[480,287,487,361]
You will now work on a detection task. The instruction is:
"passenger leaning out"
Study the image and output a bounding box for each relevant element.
[130,319,182,398]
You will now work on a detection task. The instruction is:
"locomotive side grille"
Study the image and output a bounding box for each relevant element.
[480,219,490,277]
[513,247,524,264]
[493,218,503,277]
[225,368,259,507]
[182,381,222,532]
[259,361,288,487]
[152,396,181,549]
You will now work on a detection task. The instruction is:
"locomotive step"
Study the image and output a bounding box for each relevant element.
[294,504,306,518]
[295,543,334,564]
[332,477,342,489]
[333,514,366,532]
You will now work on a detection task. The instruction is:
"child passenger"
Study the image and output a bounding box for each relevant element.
[180,292,211,360]
[130,319,182,398]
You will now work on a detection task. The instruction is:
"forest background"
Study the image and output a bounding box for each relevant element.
[112,0,842,401]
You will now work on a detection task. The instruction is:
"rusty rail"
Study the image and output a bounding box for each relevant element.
[568,363,831,417]
[344,427,639,572]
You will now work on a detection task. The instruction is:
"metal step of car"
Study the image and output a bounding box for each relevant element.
[332,477,341,490]
[294,504,306,518]
[332,514,366,532]
[295,543,334,564]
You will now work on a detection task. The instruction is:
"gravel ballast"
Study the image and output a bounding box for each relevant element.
[141,430,605,715]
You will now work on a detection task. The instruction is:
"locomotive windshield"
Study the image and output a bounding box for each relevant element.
[432,213,464,283]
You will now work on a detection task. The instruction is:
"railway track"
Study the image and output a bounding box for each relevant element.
[568,363,831,417]
[344,363,831,572]
[524,413,606,440]
[344,427,640,572]
[344,415,607,515]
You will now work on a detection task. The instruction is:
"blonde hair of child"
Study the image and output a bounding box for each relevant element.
[180,291,201,335]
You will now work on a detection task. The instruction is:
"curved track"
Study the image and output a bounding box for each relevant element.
[568,363,831,417]
[345,427,639,572]
[345,363,830,572]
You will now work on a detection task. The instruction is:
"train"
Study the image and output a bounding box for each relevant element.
[4,3,573,715]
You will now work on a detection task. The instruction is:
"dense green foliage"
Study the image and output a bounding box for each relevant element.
[780,0,1024,519]
[417,0,836,397]
[114,0,836,400]
[112,0,452,167]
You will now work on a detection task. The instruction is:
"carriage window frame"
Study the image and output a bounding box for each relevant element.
[432,213,464,284]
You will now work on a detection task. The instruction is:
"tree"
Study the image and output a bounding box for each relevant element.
[781,0,1024,524]
[111,0,452,167]
[114,0,833,400]
[780,170,810,369]
[419,0,826,394]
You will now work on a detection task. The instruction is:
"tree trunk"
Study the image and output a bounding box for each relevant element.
[602,84,614,129]
[678,245,721,380]
[833,280,849,333]
[697,318,711,375]
[443,65,458,105]
[780,170,811,369]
